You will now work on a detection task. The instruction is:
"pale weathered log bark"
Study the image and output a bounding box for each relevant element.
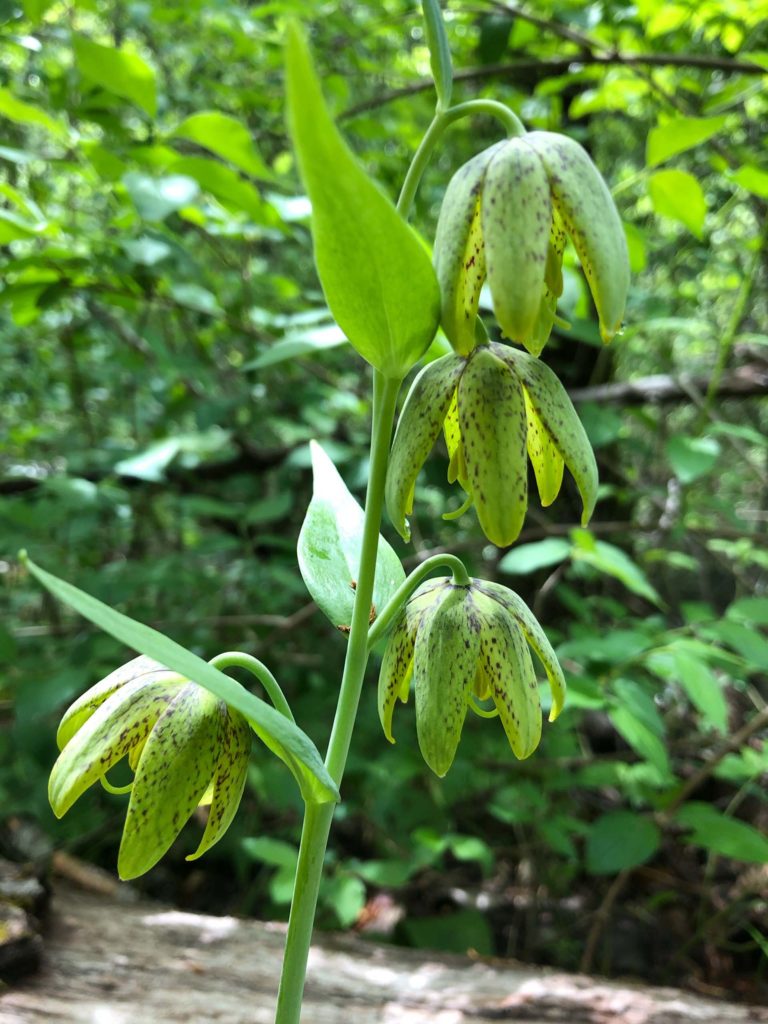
[1,884,766,1024]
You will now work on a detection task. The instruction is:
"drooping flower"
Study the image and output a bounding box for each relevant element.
[49,656,252,880]
[378,576,566,777]
[385,341,597,548]
[434,131,629,356]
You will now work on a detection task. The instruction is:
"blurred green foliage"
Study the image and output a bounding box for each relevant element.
[1,0,766,998]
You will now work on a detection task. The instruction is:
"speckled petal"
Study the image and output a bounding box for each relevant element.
[118,684,220,880]
[472,579,566,720]
[414,586,480,777]
[482,139,552,350]
[434,143,504,354]
[48,675,186,818]
[443,390,469,491]
[526,131,629,344]
[523,386,564,507]
[188,709,252,861]
[377,578,451,742]
[386,354,465,541]
[500,345,598,526]
[56,656,181,750]
[528,212,568,356]
[458,347,528,547]
[474,592,542,759]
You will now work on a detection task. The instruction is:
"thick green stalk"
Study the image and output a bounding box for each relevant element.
[275,371,400,1023]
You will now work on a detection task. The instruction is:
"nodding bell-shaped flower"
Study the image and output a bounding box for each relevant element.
[385,341,598,548]
[378,577,566,777]
[49,656,252,880]
[434,131,629,356]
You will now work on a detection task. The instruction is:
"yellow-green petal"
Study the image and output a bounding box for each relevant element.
[499,345,597,526]
[414,586,480,777]
[434,144,503,354]
[458,347,528,547]
[49,675,186,818]
[118,684,220,880]
[188,708,252,862]
[526,131,629,344]
[385,353,465,541]
[482,139,551,350]
[523,385,564,507]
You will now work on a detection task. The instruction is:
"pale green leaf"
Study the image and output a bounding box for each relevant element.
[297,441,406,630]
[677,803,768,863]
[646,115,728,167]
[666,436,720,483]
[285,23,440,379]
[498,538,571,575]
[571,532,661,605]
[173,111,273,179]
[74,37,157,117]
[586,811,660,874]
[123,172,199,221]
[730,165,768,199]
[0,87,66,138]
[22,555,339,805]
[648,169,707,238]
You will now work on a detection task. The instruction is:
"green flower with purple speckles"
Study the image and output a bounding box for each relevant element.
[378,576,566,777]
[49,655,252,880]
[434,131,629,357]
[385,341,598,548]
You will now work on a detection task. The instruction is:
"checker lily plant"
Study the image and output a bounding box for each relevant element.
[23,4,629,1022]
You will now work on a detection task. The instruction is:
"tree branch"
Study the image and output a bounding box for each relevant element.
[569,365,768,405]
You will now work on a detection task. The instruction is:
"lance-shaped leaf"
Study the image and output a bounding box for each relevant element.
[23,555,339,805]
[298,442,406,631]
[285,23,440,379]
[459,348,528,547]
[386,353,465,541]
[501,346,598,528]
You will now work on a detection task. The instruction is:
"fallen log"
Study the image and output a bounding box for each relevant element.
[1,883,766,1024]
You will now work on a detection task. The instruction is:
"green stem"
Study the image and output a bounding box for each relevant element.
[397,100,525,218]
[275,371,400,1024]
[209,651,294,722]
[367,553,471,652]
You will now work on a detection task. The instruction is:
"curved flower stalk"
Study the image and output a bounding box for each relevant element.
[385,341,598,548]
[378,577,566,777]
[434,131,629,356]
[49,655,253,880]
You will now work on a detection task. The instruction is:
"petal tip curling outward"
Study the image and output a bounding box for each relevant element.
[525,131,629,347]
[385,354,465,541]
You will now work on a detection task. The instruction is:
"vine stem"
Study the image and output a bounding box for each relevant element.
[275,371,400,1023]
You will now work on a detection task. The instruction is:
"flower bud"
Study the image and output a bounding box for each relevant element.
[49,656,252,880]
[434,131,629,356]
[378,578,566,776]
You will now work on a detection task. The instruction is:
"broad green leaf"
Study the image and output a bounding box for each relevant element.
[571,531,661,605]
[244,324,346,370]
[321,873,367,928]
[727,597,768,626]
[498,538,571,575]
[586,811,661,874]
[676,803,768,863]
[646,115,728,167]
[648,170,707,238]
[666,435,720,483]
[403,909,494,956]
[0,87,66,138]
[285,23,440,379]
[172,112,272,179]
[22,555,338,805]
[730,165,768,199]
[647,647,728,733]
[167,156,264,220]
[23,0,55,20]
[168,282,222,315]
[609,706,670,774]
[708,620,768,672]
[297,441,405,630]
[123,172,199,221]
[74,37,157,117]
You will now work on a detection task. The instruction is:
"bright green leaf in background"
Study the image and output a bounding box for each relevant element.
[666,436,721,484]
[0,87,66,138]
[649,169,707,238]
[21,556,339,806]
[646,645,728,734]
[122,172,199,221]
[646,115,728,167]
[498,538,571,575]
[297,442,406,630]
[285,23,440,380]
[729,165,768,199]
[172,112,273,180]
[586,810,661,874]
[677,803,768,863]
[74,37,157,117]
[571,530,661,605]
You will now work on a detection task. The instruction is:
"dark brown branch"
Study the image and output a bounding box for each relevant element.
[342,53,766,119]
[569,365,768,405]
